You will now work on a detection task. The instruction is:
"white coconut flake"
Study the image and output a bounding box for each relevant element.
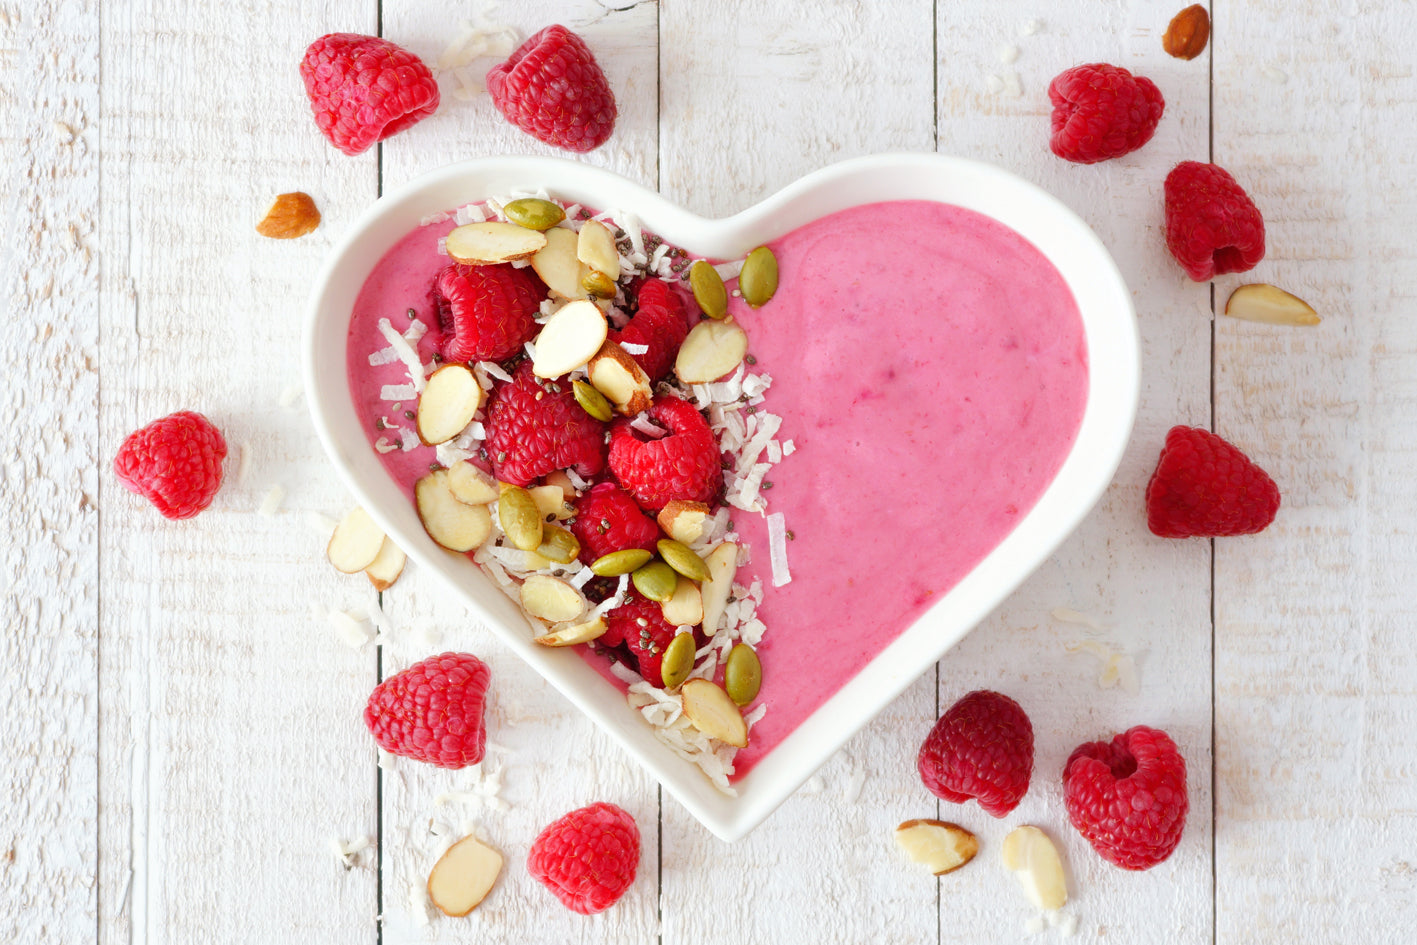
[1003,72,1024,98]
[782,439,795,455]
[368,346,400,366]
[374,436,398,454]
[569,566,595,590]
[307,511,338,535]
[621,342,649,356]
[766,512,791,587]
[398,427,420,452]
[381,383,417,401]
[713,258,746,281]
[565,468,590,491]
[591,575,631,618]
[378,317,427,393]
[999,44,1021,64]
[378,748,395,771]
[328,610,373,649]
[236,442,252,484]
[436,236,449,256]
[1024,915,1046,935]
[258,484,285,518]
[435,440,477,468]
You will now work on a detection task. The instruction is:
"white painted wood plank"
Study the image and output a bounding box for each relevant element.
[1212,2,1417,941]
[97,3,382,943]
[0,2,99,943]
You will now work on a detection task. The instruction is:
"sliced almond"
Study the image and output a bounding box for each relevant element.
[699,542,739,636]
[527,484,574,521]
[416,469,493,552]
[446,461,499,506]
[427,834,503,917]
[327,507,386,573]
[680,678,748,748]
[576,219,620,278]
[530,226,589,300]
[255,192,320,239]
[533,616,607,647]
[543,469,580,501]
[675,319,749,383]
[1224,283,1320,326]
[661,575,704,626]
[1001,825,1068,911]
[445,221,547,265]
[657,499,711,545]
[364,537,407,591]
[417,364,484,446]
[894,820,978,875]
[532,299,608,378]
[587,340,653,415]
[519,574,587,623]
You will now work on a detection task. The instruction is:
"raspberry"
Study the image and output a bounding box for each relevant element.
[611,279,690,380]
[433,263,544,363]
[607,590,679,686]
[916,690,1033,818]
[486,25,617,153]
[569,481,661,566]
[483,361,607,486]
[1163,161,1266,281]
[1064,726,1188,870]
[1048,63,1164,164]
[363,652,490,769]
[607,396,723,512]
[527,802,640,914]
[113,411,227,519]
[300,33,440,156]
[1145,425,1280,538]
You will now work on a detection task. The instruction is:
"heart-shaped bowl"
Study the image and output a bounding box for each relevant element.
[305,153,1138,842]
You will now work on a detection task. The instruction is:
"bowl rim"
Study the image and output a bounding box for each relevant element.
[304,152,1139,842]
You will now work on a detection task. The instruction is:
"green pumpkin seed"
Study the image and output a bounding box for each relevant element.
[590,548,653,577]
[581,268,617,299]
[572,379,614,422]
[631,560,677,602]
[502,197,565,231]
[724,643,762,706]
[689,260,728,319]
[660,632,696,689]
[536,523,581,564]
[656,538,711,583]
[739,246,778,308]
[498,485,543,552]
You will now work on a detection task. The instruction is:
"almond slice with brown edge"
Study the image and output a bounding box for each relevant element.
[699,542,738,635]
[427,834,503,917]
[530,226,588,300]
[661,575,704,626]
[417,364,484,446]
[445,221,547,265]
[533,615,607,647]
[364,537,407,591]
[444,461,498,507]
[328,506,386,573]
[681,678,748,748]
[587,340,652,415]
[675,319,749,383]
[519,574,587,623]
[658,499,711,544]
[416,469,493,552]
[894,820,978,875]
[1224,283,1321,326]
[576,219,620,278]
[1002,825,1068,911]
[527,484,574,521]
[532,299,607,378]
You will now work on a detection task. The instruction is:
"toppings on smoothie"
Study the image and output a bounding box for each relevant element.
[434,263,544,362]
[894,820,979,875]
[658,499,711,544]
[1145,425,1280,537]
[526,803,639,915]
[364,652,491,768]
[570,481,660,564]
[446,461,499,505]
[1001,826,1069,909]
[660,576,704,627]
[1163,161,1266,281]
[1063,726,1189,870]
[416,469,494,551]
[616,589,679,685]
[486,25,618,154]
[530,226,589,299]
[519,574,587,622]
[255,191,321,239]
[607,396,723,511]
[533,615,607,647]
[300,34,439,156]
[1047,63,1165,164]
[698,542,739,636]
[587,340,653,415]
[417,365,485,446]
[576,218,620,279]
[427,834,503,917]
[1223,283,1321,326]
[723,643,762,706]
[611,278,690,380]
[496,484,544,551]
[656,539,711,582]
[675,319,749,383]
[326,506,387,573]
[689,260,728,319]
[658,631,697,689]
[1163,4,1211,60]
[444,221,548,265]
[571,379,615,421]
[113,410,228,520]
[738,245,779,308]
[364,537,407,591]
[531,299,609,377]
[502,197,566,231]
[917,690,1035,818]
[680,678,749,748]
[483,361,608,485]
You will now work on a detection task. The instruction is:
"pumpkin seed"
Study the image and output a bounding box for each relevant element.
[659,632,696,689]
[724,643,762,705]
[590,548,653,577]
[739,246,778,308]
[536,523,581,564]
[572,379,614,421]
[502,197,565,231]
[656,539,711,582]
[689,260,728,319]
[631,560,677,602]
[498,485,543,552]
[582,268,617,299]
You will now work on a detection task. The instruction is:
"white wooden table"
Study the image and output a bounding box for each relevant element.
[6,0,1413,941]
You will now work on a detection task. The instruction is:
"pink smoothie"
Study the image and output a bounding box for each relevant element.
[344,200,1087,780]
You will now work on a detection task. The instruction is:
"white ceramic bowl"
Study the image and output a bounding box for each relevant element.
[304,153,1139,842]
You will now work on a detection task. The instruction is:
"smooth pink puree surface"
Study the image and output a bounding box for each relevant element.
[345,200,1088,779]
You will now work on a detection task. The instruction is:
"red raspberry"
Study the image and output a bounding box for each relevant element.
[1048,63,1165,164]
[483,362,607,486]
[1064,725,1188,870]
[607,396,722,513]
[486,25,617,153]
[569,481,661,566]
[611,279,690,380]
[527,802,639,914]
[606,589,679,686]
[1146,425,1280,538]
[113,411,227,519]
[300,33,440,156]
[363,652,490,769]
[916,690,1033,818]
[1163,161,1266,281]
[433,263,544,363]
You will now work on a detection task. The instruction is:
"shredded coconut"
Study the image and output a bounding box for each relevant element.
[258,484,285,518]
[327,610,373,649]
[381,383,417,401]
